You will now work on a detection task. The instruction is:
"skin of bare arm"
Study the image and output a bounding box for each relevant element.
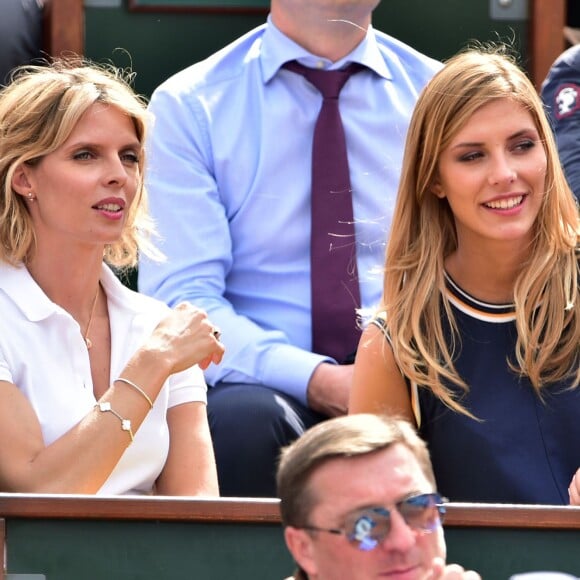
[155,401,219,496]
[349,323,415,424]
[569,468,580,505]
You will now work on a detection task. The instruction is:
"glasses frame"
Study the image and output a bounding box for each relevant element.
[300,492,447,551]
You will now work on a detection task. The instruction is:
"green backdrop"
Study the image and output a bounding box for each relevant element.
[5,518,580,579]
[85,0,528,99]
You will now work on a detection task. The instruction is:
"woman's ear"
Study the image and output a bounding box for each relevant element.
[430,180,445,199]
[11,164,34,198]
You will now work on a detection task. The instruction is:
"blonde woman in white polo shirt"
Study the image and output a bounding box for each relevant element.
[0,60,224,495]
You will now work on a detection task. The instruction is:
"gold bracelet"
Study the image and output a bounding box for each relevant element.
[115,377,154,409]
[95,401,134,442]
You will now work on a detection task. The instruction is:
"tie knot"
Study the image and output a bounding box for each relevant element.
[283,60,364,99]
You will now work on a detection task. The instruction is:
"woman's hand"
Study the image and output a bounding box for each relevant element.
[143,302,225,375]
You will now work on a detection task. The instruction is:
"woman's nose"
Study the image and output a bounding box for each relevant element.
[488,154,516,186]
[104,156,128,186]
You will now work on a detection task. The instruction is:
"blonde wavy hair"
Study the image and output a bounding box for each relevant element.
[0,58,159,268]
[382,47,580,416]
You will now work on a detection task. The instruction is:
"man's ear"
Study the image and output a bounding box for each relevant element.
[284,527,318,578]
[11,164,33,198]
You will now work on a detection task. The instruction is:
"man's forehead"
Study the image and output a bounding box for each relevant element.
[308,444,431,517]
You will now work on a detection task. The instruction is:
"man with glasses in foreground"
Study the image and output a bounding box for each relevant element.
[276,414,479,579]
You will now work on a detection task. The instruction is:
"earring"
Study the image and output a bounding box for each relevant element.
[27,192,36,202]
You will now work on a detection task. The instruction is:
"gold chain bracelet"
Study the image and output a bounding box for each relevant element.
[115,377,154,409]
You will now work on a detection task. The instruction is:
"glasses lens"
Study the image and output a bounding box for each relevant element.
[344,507,390,551]
[399,493,445,532]
[344,493,445,552]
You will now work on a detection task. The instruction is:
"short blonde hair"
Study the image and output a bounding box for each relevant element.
[0,59,158,268]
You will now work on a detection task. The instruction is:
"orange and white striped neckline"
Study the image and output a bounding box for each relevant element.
[444,271,516,323]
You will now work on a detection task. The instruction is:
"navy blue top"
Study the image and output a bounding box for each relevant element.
[377,274,580,504]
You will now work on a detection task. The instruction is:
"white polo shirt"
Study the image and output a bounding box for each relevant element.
[0,261,207,495]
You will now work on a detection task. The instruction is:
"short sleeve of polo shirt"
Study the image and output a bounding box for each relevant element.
[167,364,208,407]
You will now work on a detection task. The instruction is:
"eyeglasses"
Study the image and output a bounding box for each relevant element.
[301,492,447,552]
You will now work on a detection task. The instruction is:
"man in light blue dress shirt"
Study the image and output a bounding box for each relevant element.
[139,0,441,497]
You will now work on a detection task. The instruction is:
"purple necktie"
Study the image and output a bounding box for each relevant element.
[284,61,363,362]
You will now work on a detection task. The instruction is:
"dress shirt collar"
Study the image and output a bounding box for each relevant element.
[260,15,393,83]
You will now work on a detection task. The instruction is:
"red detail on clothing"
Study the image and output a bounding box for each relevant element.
[554,83,580,119]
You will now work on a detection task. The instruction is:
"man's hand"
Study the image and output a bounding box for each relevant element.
[307,363,353,417]
[430,557,481,579]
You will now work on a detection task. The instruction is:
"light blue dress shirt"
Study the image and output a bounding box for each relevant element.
[139,17,441,404]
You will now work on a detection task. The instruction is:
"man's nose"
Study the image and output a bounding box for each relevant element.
[379,510,417,552]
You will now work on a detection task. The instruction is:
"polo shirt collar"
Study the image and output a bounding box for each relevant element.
[0,261,133,322]
[0,261,54,322]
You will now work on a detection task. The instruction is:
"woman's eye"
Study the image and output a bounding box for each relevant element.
[459,151,482,162]
[514,140,535,152]
[73,151,93,160]
[121,152,140,164]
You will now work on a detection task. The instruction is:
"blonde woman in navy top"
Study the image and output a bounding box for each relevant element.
[350,47,579,505]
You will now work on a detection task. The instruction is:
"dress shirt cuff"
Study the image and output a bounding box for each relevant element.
[261,344,333,406]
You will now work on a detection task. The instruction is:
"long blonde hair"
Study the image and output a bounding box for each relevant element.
[382,47,579,415]
[0,59,159,268]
